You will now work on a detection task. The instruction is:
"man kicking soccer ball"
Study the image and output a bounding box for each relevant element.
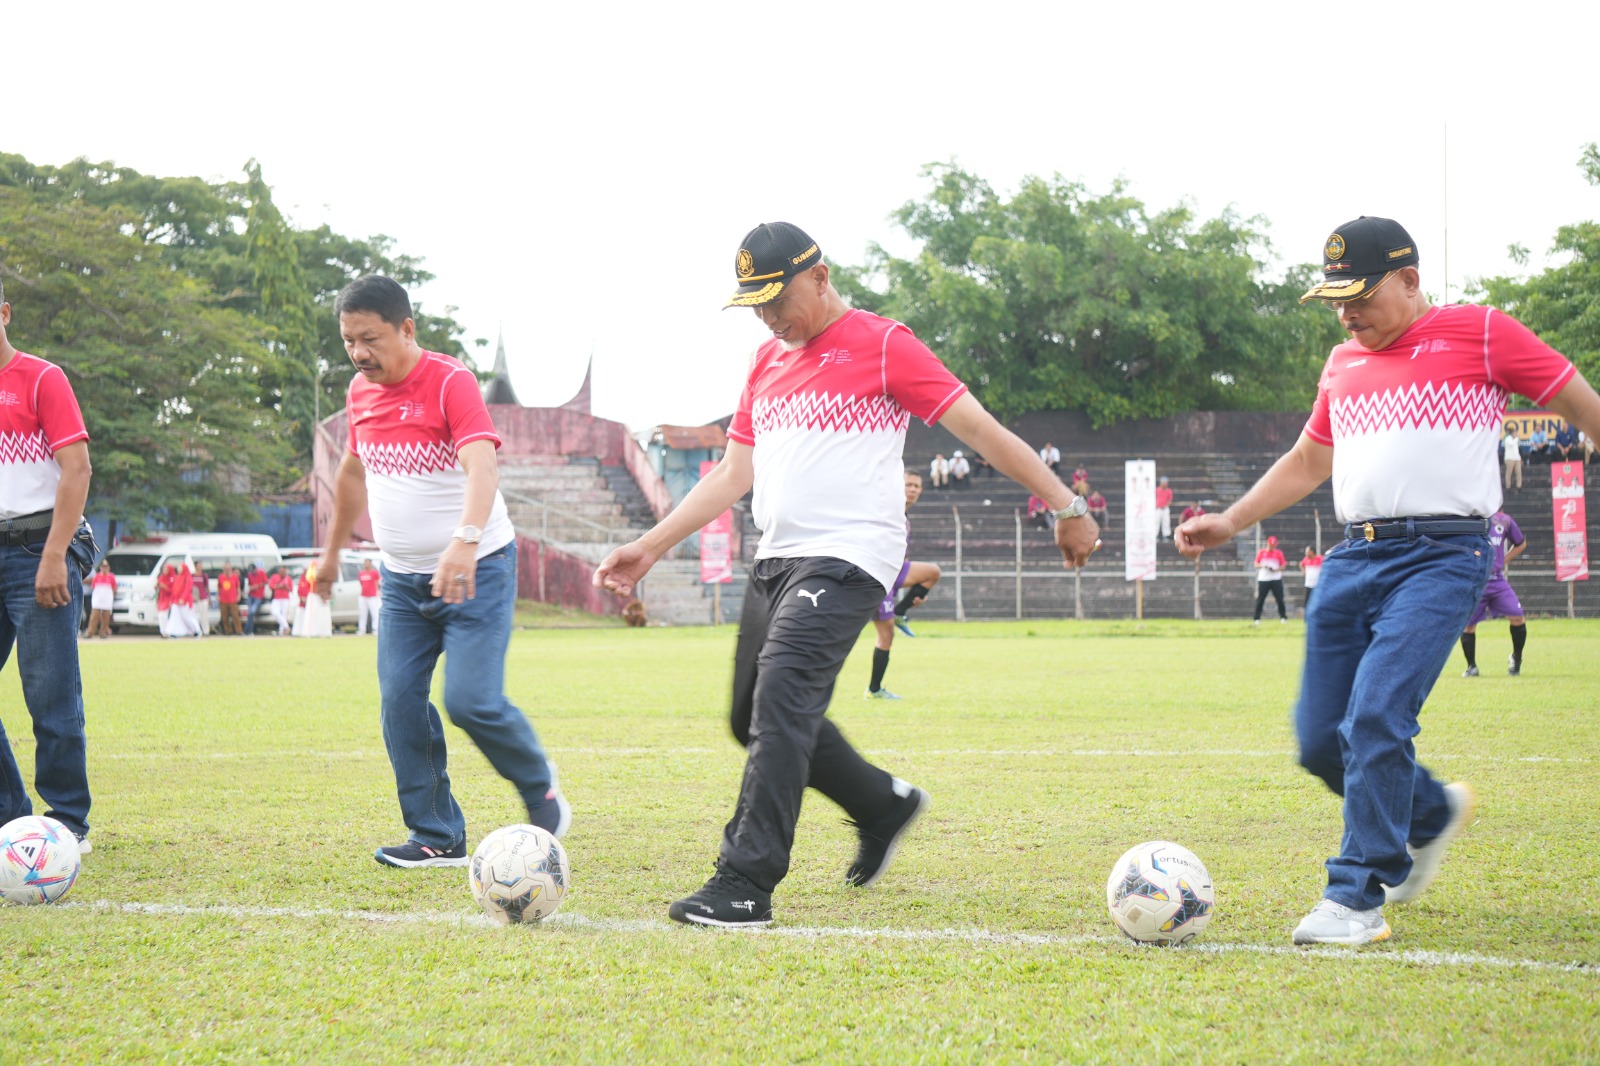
[595,222,1098,927]
[1178,216,1600,947]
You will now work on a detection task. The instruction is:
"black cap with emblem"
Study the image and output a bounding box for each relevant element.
[724,222,822,308]
[1299,216,1419,303]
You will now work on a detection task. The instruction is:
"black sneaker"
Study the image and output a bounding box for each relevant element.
[1507,655,1521,677]
[527,769,572,838]
[373,840,468,868]
[667,870,773,928]
[845,779,930,887]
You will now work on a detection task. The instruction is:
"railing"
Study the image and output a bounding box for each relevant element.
[500,488,636,551]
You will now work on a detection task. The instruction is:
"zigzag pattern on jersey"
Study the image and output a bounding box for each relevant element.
[1330,381,1504,437]
[751,391,910,435]
[357,439,460,477]
[0,431,53,465]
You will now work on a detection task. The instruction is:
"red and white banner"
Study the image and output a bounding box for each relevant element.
[1124,459,1157,581]
[1551,462,1588,582]
[699,460,733,585]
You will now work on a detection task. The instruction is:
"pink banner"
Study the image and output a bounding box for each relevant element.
[1551,463,1589,582]
[699,460,733,585]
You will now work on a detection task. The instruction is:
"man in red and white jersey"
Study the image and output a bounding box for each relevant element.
[1178,216,1600,946]
[356,557,381,636]
[595,222,1099,927]
[316,276,568,869]
[0,276,96,852]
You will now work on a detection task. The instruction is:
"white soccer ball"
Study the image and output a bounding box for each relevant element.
[1105,840,1214,945]
[469,824,569,924]
[0,815,82,905]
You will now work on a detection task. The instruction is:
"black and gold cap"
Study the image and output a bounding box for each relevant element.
[1299,216,1420,303]
[724,222,822,308]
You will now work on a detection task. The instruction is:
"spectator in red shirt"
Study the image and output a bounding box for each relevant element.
[1253,535,1289,625]
[1299,546,1324,614]
[1086,488,1109,530]
[1026,493,1052,530]
[1155,476,1174,539]
[216,564,242,636]
[86,561,116,638]
[1071,466,1090,496]
[192,566,211,637]
[268,566,293,636]
[1180,501,1206,526]
[165,561,202,638]
[244,564,269,636]
[357,558,382,635]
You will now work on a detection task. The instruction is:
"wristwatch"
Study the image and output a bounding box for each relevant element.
[452,525,482,544]
[1052,497,1089,521]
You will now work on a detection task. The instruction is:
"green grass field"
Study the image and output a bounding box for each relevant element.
[2,618,1598,1063]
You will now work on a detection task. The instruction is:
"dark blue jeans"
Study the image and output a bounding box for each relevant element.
[244,595,266,635]
[1295,533,1490,911]
[376,545,552,850]
[0,540,91,835]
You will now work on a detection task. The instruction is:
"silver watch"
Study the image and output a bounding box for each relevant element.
[452,525,482,544]
[1052,497,1089,521]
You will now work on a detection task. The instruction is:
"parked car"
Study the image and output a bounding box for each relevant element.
[279,547,383,630]
[104,534,282,632]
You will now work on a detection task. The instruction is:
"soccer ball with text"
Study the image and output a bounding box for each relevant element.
[0,815,82,905]
[469,824,569,924]
[1105,841,1214,945]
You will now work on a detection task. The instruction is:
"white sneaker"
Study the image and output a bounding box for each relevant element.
[1291,899,1391,945]
[1385,782,1476,905]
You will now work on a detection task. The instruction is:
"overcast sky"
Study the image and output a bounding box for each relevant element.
[9,2,1596,430]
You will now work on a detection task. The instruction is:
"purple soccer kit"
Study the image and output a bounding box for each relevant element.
[1468,512,1526,625]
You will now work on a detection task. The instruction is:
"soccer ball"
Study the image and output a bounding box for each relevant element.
[0,815,82,905]
[1105,840,1214,945]
[469,824,569,924]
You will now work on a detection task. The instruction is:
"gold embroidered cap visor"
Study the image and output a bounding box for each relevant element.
[722,221,822,308]
[1299,270,1394,304]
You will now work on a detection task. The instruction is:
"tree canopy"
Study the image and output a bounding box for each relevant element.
[835,164,1344,426]
[1473,143,1600,387]
[0,153,469,533]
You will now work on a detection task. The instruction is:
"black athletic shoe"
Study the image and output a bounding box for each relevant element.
[667,870,773,928]
[1508,655,1521,677]
[373,840,468,868]
[846,779,931,887]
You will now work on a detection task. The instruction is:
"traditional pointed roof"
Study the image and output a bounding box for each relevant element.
[481,327,521,405]
[558,353,592,415]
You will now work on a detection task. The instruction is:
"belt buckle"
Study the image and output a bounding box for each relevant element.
[1362,522,1376,542]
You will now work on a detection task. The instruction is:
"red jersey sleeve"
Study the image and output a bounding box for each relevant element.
[440,368,502,450]
[346,380,360,454]
[883,328,967,425]
[36,364,89,451]
[1485,308,1576,405]
[1304,353,1335,445]
[727,376,757,446]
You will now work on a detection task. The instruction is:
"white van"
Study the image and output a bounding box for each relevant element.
[104,534,282,632]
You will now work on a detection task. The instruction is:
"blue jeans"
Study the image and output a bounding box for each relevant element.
[375,545,552,849]
[244,595,265,635]
[0,540,91,835]
[1295,533,1490,910]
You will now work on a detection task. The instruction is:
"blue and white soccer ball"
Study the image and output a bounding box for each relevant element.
[0,815,82,905]
[1106,840,1215,945]
[469,824,569,924]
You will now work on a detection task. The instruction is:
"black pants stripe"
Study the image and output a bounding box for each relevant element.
[721,556,898,892]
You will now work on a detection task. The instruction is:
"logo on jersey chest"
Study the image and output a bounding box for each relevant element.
[0,391,18,407]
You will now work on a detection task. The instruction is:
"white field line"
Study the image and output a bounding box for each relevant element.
[88,747,1594,765]
[72,900,1600,976]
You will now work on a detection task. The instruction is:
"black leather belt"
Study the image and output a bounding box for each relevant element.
[1344,516,1490,542]
[0,509,55,547]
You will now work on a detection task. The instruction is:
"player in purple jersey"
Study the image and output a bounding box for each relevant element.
[865,469,942,699]
[1459,511,1528,677]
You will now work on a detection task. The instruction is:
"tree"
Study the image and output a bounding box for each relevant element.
[1473,143,1600,386]
[0,188,295,534]
[0,152,473,465]
[835,164,1343,425]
